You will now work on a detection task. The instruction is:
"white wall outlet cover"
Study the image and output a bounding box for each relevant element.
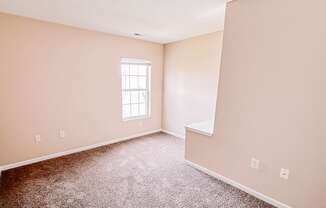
[250,158,260,169]
[280,168,290,180]
[59,130,65,138]
[34,134,41,143]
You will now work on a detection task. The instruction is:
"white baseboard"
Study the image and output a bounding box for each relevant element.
[185,160,291,208]
[0,129,162,172]
[161,129,185,139]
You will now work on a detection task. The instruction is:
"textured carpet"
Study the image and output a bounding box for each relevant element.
[0,133,274,208]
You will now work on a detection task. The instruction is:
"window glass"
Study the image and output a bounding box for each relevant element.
[121,59,150,120]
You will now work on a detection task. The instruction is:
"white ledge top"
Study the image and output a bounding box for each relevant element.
[186,120,214,137]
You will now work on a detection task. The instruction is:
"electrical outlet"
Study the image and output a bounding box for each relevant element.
[280,168,290,180]
[35,134,41,143]
[250,158,260,169]
[59,129,65,138]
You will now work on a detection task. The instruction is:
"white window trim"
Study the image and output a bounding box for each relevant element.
[120,59,151,121]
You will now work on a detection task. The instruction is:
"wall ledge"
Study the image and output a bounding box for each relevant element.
[186,120,214,137]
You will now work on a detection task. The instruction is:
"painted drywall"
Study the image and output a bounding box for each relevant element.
[186,0,326,208]
[163,32,223,137]
[0,13,163,166]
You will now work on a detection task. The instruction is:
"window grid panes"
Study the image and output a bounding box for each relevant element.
[121,62,150,119]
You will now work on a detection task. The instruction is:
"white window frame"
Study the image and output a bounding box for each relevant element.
[121,58,151,121]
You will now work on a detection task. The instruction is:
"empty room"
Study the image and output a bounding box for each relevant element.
[0,0,325,207]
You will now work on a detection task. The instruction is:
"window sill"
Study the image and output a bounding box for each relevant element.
[185,120,214,137]
[123,115,150,122]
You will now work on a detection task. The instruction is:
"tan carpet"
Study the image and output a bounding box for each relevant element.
[0,133,274,208]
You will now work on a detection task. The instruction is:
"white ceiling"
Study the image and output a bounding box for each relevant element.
[0,0,227,43]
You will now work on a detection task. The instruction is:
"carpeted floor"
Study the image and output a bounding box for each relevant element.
[0,133,274,208]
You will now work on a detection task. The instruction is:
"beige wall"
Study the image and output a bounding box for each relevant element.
[0,13,163,166]
[163,32,223,137]
[186,0,326,207]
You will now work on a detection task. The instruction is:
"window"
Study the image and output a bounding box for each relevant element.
[121,58,151,120]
